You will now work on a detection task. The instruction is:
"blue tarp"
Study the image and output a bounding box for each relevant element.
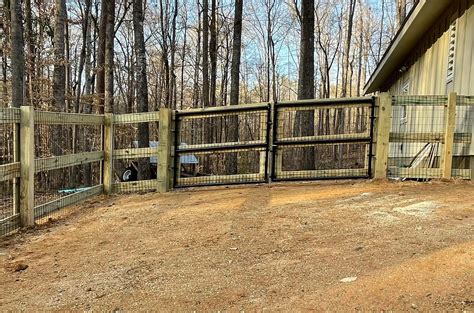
[132,141,199,165]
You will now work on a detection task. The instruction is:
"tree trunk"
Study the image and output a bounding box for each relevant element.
[397,0,407,27]
[294,0,315,170]
[25,0,35,107]
[377,0,385,62]
[133,0,151,180]
[75,0,92,113]
[158,0,170,108]
[225,0,243,174]
[73,0,92,186]
[179,9,188,110]
[96,0,107,113]
[209,0,217,107]
[10,0,24,108]
[83,12,93,186]
[201,0,210,107]
[104,0,114,113]
[341,0,356,98]
[170,0,178,109]
[2,0,11,107]
[192,0,201,108]
[53,0,66,111]
[356,5,363,97]
[229,0,243,107]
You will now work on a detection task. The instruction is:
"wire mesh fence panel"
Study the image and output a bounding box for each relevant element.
[177,110,267,147]
[453,96,474,179]
[34,162,102,223]
[112,113,160,191]
[35,124,102,158]
[33,112,104,223]
[113,121,159,149]
[0,108,20,236]
[273,99,374,180]
[275,143,369,180]
[175,149,266,187]
[175,105,270,187]
[0,125,14,165]
[388,96,447,180]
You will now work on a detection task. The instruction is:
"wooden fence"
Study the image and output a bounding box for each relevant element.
[0,108,173,235]
[0,94,473,236]
[375,93,473,180]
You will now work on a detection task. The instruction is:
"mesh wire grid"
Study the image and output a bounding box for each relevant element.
[175,106,270,187]
[0,108,20,236]
[34,162,102,223]
[112,114,160,192]
[388,96,447,180]
[453,96,474,179]
[273,101,373,180]
[33,115,103,223]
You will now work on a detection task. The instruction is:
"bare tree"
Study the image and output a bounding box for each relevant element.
[293,0,315,170]
[397,0,406,26]
[53,0,66,111]
[225,0,243,174]
[209,0,217,107]
[201,0,210,107]
[104,0,115,113]
[341,0,356,98]
[96,0,107,113]
[133,0,151,179]
[9,0,24,108]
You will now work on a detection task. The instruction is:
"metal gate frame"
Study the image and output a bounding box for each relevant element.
[270,97,376,181]
[173,104,272,188]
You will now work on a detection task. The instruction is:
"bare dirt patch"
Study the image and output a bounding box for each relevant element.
[1,180,473,311]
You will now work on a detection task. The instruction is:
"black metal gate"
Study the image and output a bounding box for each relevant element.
[173,97,375,188]
[174,104,271,187]
[271,97,375,181]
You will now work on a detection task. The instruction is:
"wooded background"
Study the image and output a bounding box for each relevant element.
[0,0,418,113]
[0,0,418,181]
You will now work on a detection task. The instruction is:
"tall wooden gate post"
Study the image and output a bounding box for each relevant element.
[441,92,457,179]
[103,113,114,194]
[158,108,173,192]
[19,106,35,226]
[374,93,392,179]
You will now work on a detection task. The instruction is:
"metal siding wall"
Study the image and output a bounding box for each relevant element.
[455,0,473,94]
[389,0,474,95]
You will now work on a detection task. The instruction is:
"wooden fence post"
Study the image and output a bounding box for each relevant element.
[441,92,457,179]
[103,113,114,194]
[20,106,35,227]
[374,93,392,179]
[158,108,173,193]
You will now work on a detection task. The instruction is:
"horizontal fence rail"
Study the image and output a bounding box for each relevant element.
[0,162,20,182]
[113,111,160,124]
[35,185,103,220]
[34,111,105,125]
[35,151,104,173]
[0,107,20,123]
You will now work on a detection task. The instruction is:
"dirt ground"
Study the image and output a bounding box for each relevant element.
[1,180,473,311]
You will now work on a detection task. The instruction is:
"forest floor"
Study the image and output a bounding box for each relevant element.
[1,180,473,311]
